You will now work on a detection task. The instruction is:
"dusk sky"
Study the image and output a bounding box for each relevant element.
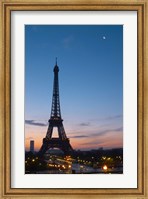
[25,25,123,151]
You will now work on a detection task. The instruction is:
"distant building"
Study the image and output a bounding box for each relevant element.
[30,140,34,153]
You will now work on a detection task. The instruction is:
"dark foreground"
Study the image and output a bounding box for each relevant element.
[25,148,123,174]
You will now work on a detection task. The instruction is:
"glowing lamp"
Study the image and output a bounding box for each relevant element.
[103,165,108,171]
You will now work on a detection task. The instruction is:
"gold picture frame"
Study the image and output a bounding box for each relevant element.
[0,0,147,198]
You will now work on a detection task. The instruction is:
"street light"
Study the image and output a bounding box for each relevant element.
[103,165,108,171]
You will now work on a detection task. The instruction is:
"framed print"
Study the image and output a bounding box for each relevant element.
[0,0,148,198]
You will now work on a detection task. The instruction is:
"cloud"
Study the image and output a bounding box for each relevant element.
[25,120,48,127]
[79,128,123,149]
[68,127,122,142]
[90,114,122,123]
[114,127,123,131]
[70,135,89,139]
[92,130,109,137]
[62,35,74,48]
[105,115,123,120]
[81,140,103,146]
[91,127,123,137]
[69,127,122,139]
[79,122,90,127]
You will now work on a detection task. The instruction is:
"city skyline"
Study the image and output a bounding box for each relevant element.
[25,25,123,151]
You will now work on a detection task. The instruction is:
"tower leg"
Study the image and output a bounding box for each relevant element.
[38,138,49,156]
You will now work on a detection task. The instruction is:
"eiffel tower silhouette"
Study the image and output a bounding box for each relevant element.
[38,58,73,156]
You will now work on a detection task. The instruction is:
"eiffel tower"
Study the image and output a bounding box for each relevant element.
[38,59,73,156]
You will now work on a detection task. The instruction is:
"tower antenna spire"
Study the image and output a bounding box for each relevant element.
[56,57,57,65]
